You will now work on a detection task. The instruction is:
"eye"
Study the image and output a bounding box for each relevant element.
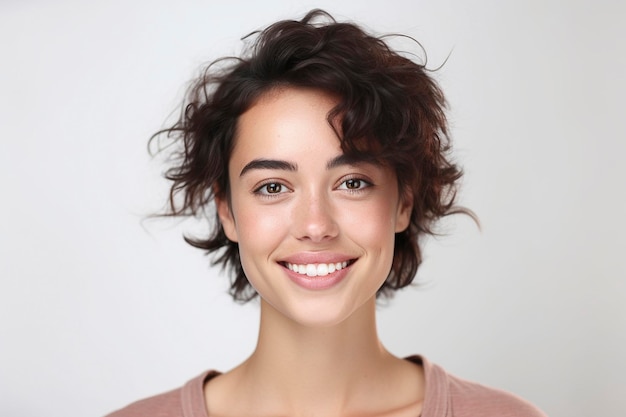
[337,177,372,191]
[254,182,288,196]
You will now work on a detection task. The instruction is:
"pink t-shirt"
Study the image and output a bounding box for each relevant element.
[105,356,547,417]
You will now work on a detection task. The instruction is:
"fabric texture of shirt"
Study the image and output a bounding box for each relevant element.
[105,356,547,417]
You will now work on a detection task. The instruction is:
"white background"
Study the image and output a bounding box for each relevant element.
[1,1,625,416]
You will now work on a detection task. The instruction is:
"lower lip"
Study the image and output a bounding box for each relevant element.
[283,264,351,290]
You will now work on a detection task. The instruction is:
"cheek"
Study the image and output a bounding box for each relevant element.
[235,204,289,251]
[340,199,398,251]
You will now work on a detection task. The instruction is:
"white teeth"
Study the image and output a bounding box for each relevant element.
[285,261,351,277]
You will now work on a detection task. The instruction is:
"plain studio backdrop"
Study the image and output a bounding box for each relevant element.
[1,1,624,416]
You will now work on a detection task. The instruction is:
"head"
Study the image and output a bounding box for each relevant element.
[155,9,465,302]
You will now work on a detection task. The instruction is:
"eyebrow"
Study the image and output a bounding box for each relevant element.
[240,159,298,177]
[325,154,381,170]
[239,154,381,177]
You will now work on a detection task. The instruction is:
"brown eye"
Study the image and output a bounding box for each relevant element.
[338,177,372,192]
[265,183,282,193]
[254,182,287,196]
[338,177,371,192]
[345,179,362,189]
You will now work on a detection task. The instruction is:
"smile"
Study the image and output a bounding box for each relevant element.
[283,260,356,277]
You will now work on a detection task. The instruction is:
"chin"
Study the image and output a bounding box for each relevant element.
[268,292,377,329]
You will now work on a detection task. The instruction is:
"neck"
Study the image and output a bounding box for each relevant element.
[205,296,425,417]
[239,297,398,415]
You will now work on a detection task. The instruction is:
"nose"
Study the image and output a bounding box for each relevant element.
[292,191,339,243]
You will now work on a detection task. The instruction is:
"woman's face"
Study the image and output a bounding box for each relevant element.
[217,87,411,327]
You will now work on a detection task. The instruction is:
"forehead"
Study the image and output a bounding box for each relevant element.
[230,86,396,182]
[232,87,342,161]
[238,87,338,135]
[228,86,401,193]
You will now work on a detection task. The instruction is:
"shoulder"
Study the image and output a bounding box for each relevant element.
[445,374,547,417]
[104,371,216,417]
[409,356,547,417]
[105,388,182,417]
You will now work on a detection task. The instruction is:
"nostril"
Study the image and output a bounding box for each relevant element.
[291,194,340,242]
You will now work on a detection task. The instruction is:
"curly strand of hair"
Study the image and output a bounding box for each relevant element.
[148,9,476,302]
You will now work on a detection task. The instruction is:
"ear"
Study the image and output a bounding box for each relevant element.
[394,191,413,233]
[216,195,238,242]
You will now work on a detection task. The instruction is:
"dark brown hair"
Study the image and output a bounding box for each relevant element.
[153,9,468,302]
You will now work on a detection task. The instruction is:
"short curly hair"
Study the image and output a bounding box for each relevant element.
[154,9,468,302]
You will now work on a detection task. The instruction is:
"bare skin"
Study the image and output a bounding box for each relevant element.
[204,298,425,417]
[205,88,425,417]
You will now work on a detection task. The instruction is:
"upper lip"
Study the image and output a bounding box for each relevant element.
[279,252,357,265]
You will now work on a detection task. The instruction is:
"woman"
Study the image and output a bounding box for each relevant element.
[107,10,546,417]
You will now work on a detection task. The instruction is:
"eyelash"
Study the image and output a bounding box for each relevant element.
[253,181,291,197]
[252,176,373,198]
[336,176,372,193]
